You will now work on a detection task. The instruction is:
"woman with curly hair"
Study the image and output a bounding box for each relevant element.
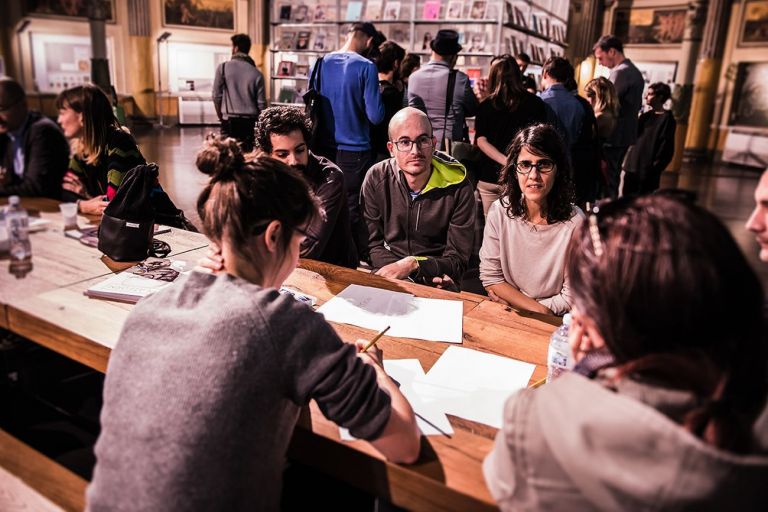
[479,123,583,315]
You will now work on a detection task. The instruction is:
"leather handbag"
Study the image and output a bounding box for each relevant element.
[303,57,325,151]
[442,70,482,186]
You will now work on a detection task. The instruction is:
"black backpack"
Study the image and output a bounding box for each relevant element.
[98,163,196,262]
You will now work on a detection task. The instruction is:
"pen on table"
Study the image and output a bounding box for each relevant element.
[362,325,390,353]
[529,377,547,388]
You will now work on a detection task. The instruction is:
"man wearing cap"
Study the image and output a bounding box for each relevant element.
[310,21,385,259]
[0,77,69,198]
[407,30,479,151]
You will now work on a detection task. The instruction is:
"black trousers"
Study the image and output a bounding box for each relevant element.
[221,116,257,152]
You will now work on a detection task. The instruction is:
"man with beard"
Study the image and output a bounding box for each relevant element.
[361,107,475,290]
[254,106,358,268]
[0,77,69,198]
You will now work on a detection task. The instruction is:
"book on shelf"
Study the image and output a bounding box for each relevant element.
[293,4,311,22]
[278,31,297,50]
[365,0,383,20]
[277,61,295,76]
[295,63,310,77]
[485,3,499,19]
[296,31,311,50]
[383,1,401,20]
[278,86,301,103]
[85,258,186,304]
[314,4,331,21]
[512,5,527,27]
[467,31,487,52]
[446,0,463,19]
[313,32,328,50]
[346,1,363,20]
[278,4,292,21]
[422,0,441,19]
[420,31,433,50]
[391,28,409,43]
[469,0,487,20]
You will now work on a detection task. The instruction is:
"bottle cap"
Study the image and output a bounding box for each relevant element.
[562,313,572,326]
[9,195,20,206]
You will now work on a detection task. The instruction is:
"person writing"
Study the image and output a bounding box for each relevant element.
[479,124,583,315]
[86,138,420,510]
[484,193,768,510]
[57,84,146,216]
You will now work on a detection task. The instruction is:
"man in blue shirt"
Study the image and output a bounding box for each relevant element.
[0,77,69,198]
[311,22,385,260]
[539,57,583,149]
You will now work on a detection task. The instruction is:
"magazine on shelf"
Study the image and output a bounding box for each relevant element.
[365,0,383,20]
[277,61,295,76]
[485,3,499,19]
[422,0,441,19]
[295,63,310,77]
[465,67,482,87]
[467,32,487,52]
[85,258,187,304]
[278,4,292,21]
[420,31,433,50]
[383,1,401,20]
[513,5,527,27]
[446,0,463,19]
[346,1,363,20]
[293,4,311,22]
[314,4,331,21]
[313,32,328,50]
[469,0,487,19]
[391,28,409,43]
[278,31,296,50]
[296,31,311,50]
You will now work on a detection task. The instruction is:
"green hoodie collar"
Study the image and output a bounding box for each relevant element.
[421,152,467,194]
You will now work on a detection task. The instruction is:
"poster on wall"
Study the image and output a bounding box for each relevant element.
[30,33,116,93]
[730,62,768,128]
[595,61,677,107]
[163,0,235,30]
[613,8,686,45]
[740,0,768,45]
[25,0,115,21]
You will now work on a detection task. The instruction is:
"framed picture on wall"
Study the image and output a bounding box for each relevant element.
[740,0,768,46]
[24,0,115,22]
[613,7,686,45]
[163,0,235,31]
[729,62,768,128]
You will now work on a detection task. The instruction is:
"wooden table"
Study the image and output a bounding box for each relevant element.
[0,200,558,511]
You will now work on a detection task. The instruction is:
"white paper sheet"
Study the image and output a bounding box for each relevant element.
[412,346,536,429]
[317,284,463,343]
[340,359,454,440]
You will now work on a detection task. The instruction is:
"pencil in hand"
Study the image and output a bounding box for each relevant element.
[362,326,391,353]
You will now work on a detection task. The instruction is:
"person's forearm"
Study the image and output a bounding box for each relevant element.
[369,364,420,464]
[486,282,552,315]
[477,137,507,166]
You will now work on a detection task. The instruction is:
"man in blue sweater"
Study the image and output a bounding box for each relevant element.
[311,22,385,260]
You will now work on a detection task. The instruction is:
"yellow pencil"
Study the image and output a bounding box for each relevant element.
[530,377,547,388]
[362,326,391,352]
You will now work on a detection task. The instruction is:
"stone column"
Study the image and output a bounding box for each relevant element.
[683,0,731,161]
[88,0,112,97]
[126,0,155,119]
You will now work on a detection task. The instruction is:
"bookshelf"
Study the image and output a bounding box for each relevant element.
[268,0,568,105]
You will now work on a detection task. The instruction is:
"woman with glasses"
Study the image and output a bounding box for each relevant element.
[475,55,548,216]
[484,193,768,510]
[86,137,420,510]
[56,84,146,216]
[479,123,583,315]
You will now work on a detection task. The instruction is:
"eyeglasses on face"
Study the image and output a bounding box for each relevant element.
[392,136,433,152]
[515,159,555,176]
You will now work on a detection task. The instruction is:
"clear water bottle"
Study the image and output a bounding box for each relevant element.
[6,195,32,261]
[547,313,573,382]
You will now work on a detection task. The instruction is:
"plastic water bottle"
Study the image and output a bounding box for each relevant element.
[547,313,573,382]
[6,195,32,261]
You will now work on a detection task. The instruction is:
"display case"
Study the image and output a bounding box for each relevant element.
[268,0,568,105]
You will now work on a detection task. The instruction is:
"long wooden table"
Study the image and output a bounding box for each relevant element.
[0,198,558,511]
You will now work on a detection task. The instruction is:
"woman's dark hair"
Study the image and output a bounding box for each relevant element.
[255,106,312,153]
[400,53,421,80]
[567,193,767,453]
[196,136,319,260]
[486,55,526,111]
[56,84,120,165]
[376,41,406,74]
[498,123,574,223]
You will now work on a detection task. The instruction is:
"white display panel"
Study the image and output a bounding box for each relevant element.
[30,33,116,93]
[166,42,230,94]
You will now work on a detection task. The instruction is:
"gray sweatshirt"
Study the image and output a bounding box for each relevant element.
[87,271,391,511]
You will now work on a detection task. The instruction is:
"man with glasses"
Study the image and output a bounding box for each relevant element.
[0,77,69,198]
[360,107,475,289]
